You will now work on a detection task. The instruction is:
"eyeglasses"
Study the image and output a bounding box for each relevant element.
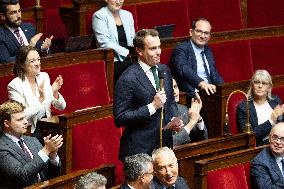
[253,80,270,86]
[194,29,211,37]
[270,134,284,143]
[26,57,41,64]
[143,171,155,176]
[156,162,177,173]
[7,9,21,16]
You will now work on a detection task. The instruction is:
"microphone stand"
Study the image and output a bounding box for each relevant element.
[224,89,252,135]
[158,71,165,148]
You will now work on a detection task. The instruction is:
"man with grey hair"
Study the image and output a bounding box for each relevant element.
[75,172,107,189]
[251,122,284,188]
[152,147,189,189]
[121,153,154,189]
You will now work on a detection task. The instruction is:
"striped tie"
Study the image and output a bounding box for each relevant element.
[14,29,25,46]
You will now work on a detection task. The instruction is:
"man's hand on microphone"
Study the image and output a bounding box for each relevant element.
[152,90,167,110]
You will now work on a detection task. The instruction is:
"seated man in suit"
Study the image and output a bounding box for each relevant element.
[0,0,53,64]
[121,153,154,189]
[152,147,189,189]
[172,78,208,146]
[75,172,107,189]
[251,122,284,189]
[170,18,223,100]
[0,100,63,189]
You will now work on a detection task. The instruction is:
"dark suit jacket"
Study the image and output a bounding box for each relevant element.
[0,134,60,189]
[172,104,208,146]
[170,40,223,98]
[114,63,177,161]
[0,23,42,64]
[251,147,284,189]
[151,176,189,189]
[237,95,282,146]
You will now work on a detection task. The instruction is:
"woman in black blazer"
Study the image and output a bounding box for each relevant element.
[237,70,284,146]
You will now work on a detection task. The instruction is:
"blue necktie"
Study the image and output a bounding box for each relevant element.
[201,51,212,83]
[281,159,284,176]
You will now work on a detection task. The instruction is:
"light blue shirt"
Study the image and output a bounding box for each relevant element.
[190,41,210,83]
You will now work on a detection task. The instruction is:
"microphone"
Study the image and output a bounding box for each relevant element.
[158,69,165,148]
[158,69,165,91]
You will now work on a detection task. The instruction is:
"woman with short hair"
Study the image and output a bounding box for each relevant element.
[237,70,284,146]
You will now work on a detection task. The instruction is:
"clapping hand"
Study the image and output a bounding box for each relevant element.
[164,117,184,132]
[42,134,63,160]
[41,35,53,50]
[52,75,63,99]
[271,104,284,122]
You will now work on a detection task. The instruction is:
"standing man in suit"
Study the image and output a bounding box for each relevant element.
[170,18,223,99]
[0,100,63,189]
[251,122,284,189]
[114,29,183,161]
[121,153,154,189]
[0,0,53,64]
[151,147,189,189]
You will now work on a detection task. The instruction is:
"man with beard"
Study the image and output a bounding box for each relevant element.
[251,122,284,188]
[170,18,223,99]
[151,147,189,189]
[0,0,53,64]
[114,29,183,161]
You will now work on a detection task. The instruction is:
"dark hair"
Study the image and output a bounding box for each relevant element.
[133,29,159,50]
[13,45,38,81]
[191,18,211,30]
[0,0,19,14]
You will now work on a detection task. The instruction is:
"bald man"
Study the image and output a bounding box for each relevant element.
[251,122,284,188]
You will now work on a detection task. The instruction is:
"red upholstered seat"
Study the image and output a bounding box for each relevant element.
[207,164,248,189]
[244,162,252,189]
[20,0,36,8]
[228,93,246,135]
[188,0,243,32]
[160,49,173,65]
[43,9,68,52]
[247,0,284,28]
[272,87,284,102]
[86,8,97,35]
[136,0,189,37]
[210,40,253,83]
[72,117,124,184]
[0,75,14,104]
[250,36,284,76]
[45,61,110,114]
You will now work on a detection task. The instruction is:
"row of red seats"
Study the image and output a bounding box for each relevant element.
[20,0,284,50]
